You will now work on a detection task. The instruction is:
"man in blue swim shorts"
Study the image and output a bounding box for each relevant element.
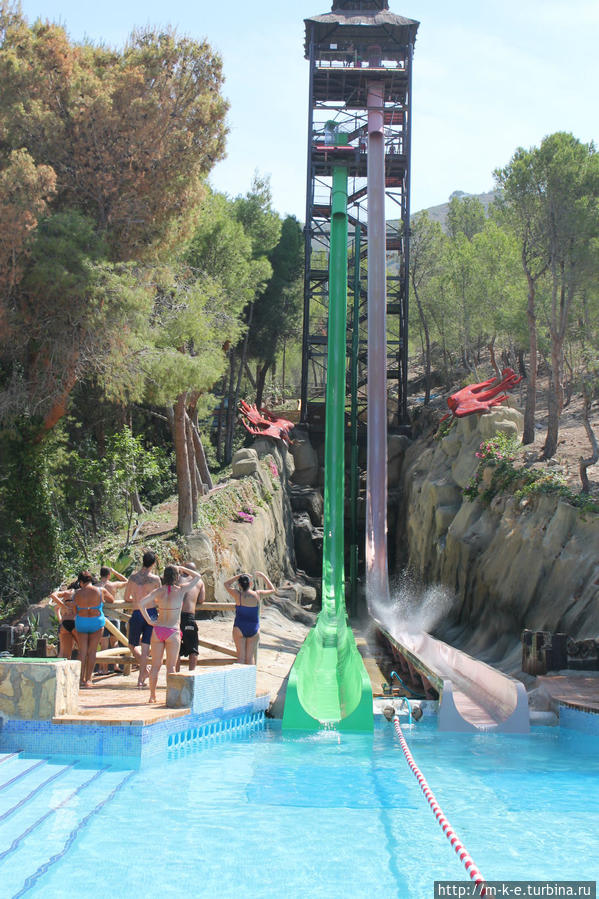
[125,551,161,687]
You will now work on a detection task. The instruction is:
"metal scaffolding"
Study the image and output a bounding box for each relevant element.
[300,2,418,428]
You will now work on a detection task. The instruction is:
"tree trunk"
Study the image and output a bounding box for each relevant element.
[226,303,254,464]
[131,490,145,515]
[185,412,199,525]
[488,338,500,378]
[32,359,79,443]
[282,340,286,396]
[244,362,256,389]
[543,336,564,459]
[216,397,225,464]
[172,393,193,535]
[563,356,573,409]
[255,361,270,410]
[412,282,431,406]
[186,411,214,492]
[579,388,599,493]
[522,269,538,445]
[187,396,213,491]
[224,352,236,465]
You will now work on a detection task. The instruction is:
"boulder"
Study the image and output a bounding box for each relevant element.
[252,438,295,480]
[290,429,319,486]
[388,433,410,486]
[275,581,319,610]
[293,513,323,577]
[187,532,218,602]
[231,448,259,478]
[264,593,317,625]
[288,485,324,527]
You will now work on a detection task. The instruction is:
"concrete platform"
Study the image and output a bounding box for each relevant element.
[538,672,599,713]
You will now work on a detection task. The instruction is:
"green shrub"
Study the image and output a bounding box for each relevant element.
[464,434,599,514]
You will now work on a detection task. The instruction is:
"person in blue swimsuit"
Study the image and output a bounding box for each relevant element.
[73,571,115,687]
[224,570,275,665]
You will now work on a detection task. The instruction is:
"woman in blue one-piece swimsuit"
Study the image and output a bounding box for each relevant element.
[74,571,115,687]
[224,570,275,664]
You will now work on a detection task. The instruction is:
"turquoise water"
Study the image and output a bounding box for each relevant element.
[0,720,598,898]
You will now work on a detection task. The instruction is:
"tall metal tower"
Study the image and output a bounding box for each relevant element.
[300,0,418,428]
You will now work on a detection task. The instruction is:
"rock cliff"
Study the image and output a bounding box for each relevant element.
[397,408,599,666]
[188,441,315,609]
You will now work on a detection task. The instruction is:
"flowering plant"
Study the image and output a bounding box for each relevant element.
[463,432,598,514]
[464,434,520,502]
[474,436,517,464]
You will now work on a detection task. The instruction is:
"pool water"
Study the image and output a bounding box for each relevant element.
[0,719,598,898]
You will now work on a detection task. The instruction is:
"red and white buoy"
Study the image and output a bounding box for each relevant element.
[391,714,487,896]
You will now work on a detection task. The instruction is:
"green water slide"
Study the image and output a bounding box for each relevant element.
[282,166,373,732]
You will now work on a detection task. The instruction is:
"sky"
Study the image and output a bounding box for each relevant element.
[17,0,599,219]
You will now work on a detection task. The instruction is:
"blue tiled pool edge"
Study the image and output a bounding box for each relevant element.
[559,701,599,735]
[0,694,269,760]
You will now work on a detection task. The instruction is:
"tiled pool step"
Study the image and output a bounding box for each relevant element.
[0,757,48,794]
[0,753,19,767]
[166,709,265,754]
[0,754,132,897]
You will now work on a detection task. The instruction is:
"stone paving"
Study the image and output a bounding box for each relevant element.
[56,604,312,724]
[538,672,599,713]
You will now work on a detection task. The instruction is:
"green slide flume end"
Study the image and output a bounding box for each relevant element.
[283,165,373,732]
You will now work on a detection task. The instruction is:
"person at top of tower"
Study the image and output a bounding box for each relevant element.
[139,564,203,704]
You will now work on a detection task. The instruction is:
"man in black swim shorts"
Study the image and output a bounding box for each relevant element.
[176,562,205,673]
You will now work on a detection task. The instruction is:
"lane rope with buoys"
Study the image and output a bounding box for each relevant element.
[391,714,487,896]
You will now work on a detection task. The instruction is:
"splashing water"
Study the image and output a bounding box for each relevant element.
[368,571,455,641]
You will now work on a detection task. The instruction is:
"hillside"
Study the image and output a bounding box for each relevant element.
[310,188,498,251]
[414,189,498,230]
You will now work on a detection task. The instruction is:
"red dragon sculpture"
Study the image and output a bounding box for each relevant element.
[441,367,522,420]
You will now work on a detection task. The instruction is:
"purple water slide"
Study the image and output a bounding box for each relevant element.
[366,81,389,605]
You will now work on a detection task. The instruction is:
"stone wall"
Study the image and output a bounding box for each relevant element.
[397,409,599,663]
[187,442,305,603]
[0,659,80,721]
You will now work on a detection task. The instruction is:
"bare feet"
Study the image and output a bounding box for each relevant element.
[149,696,157,704]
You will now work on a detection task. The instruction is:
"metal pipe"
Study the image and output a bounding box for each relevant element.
[349,223,361,616]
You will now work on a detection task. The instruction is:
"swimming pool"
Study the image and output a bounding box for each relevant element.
[1,719,597,898]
